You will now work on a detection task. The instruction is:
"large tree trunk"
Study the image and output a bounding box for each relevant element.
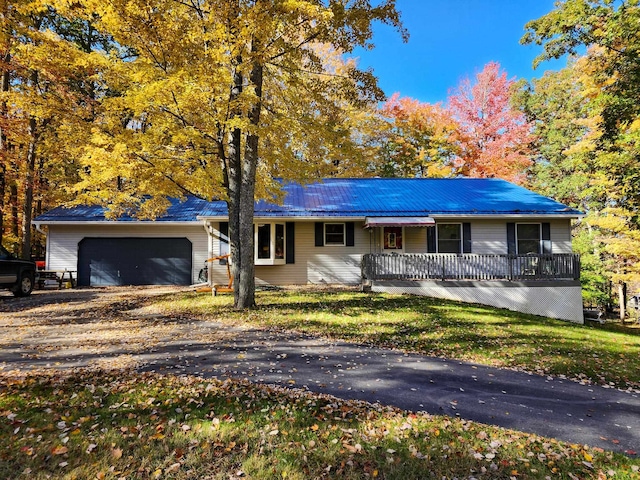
[227,50,245,308]
[0,68,8,243]
[236,56,263,309]
[225,22,264,309]
[21,115,37,259]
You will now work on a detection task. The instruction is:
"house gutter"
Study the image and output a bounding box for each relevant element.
[31,221,200,226]
[33,222,46,234]
[198,213,584,221]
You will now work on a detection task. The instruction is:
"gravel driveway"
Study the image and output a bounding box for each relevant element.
[0,286,238,373]
[0,286,638,455]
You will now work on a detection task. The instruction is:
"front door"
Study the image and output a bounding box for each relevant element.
[381,226,404,253]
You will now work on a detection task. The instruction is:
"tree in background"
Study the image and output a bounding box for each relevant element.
[446,62,535,184]
[378,93,462,177]
[0,1,110,258]
[62,0,404,309]
[523,0,640,316]
[378,62,534,183]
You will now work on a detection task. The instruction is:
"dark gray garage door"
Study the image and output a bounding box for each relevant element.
[78,238,192,286]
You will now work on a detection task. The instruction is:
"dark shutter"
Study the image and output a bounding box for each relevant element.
[346,222,355,247]
[427,226,437,253]
[463,222,472,253]
[286,222,295,264]
[315,222,324,246]
[507,222,516,254]
[541,222,552,254]
[219,222,229,264]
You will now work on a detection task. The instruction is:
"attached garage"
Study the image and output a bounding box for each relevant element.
[77,237,192,286]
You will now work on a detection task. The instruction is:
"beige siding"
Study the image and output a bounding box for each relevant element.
[46,224,208,283]
[404,228,427,253]
[47,217,575,287]
[209,221,369,286]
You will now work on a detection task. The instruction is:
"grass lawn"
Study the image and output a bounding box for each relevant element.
[152,288,640,390]
[1,371,638,479]
[2,287,640,479]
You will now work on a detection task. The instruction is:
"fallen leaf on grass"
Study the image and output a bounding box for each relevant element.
[51,445,68,455]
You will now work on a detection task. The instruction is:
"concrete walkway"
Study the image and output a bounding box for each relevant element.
[0,288,638,455]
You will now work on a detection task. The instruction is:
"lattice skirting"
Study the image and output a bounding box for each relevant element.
[370,280,584,323]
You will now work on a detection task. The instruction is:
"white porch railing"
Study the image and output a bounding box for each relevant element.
[362,253,581,282]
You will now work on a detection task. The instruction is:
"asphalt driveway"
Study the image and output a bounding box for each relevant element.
[0,287,638,455]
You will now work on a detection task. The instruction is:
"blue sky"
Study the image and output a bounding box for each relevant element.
[354,0,566,104]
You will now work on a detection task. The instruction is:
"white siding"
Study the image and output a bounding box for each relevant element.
[467,220,507,254]
[439,218,575,255]
[550,219,573,253]
[46,224,208,284]
[372,281,584,323]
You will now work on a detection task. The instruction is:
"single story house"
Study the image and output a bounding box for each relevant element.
[33,177,584,322]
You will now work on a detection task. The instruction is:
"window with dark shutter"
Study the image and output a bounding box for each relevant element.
[346,222,355,247]
[507,223,516,255]
[541,223,551,254]
[324,223,346,245]
[286,222,295,263]
[427,226,436,253]
[315,222,324,247]
[516,223,542,254]
[463,223,472,253]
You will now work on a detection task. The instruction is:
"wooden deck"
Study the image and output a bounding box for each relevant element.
[361,253,580,282]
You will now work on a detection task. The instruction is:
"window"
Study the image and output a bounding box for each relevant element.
[383,226,403,250]
[325,223,345,246]
[255,222,286,265]
[275,223,285,260]
[257,224,271,260]
[517,223,541,254]
[437,224,462,253]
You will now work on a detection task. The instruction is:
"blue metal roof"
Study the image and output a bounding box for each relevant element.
[34,178,582,223]
[34,196,214,222]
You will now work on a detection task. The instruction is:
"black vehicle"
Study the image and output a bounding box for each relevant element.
[0,245,36,296]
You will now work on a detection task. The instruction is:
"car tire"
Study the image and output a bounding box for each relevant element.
[13,271,34,297]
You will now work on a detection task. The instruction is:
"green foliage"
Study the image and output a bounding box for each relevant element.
[522,0,640,307]
[573,226,609,306]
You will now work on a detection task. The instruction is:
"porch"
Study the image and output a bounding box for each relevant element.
[361,253,580,283]
[361,253,583,323]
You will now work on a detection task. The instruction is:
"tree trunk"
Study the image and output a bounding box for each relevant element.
[226,50,245,307]
[10,181,17,238]
[236,55,263,309]
[0,0,10,245]
[618,281,627,321]
[21,115,37,259]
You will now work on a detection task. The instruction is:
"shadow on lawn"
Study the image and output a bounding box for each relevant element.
[155,289,640,388]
